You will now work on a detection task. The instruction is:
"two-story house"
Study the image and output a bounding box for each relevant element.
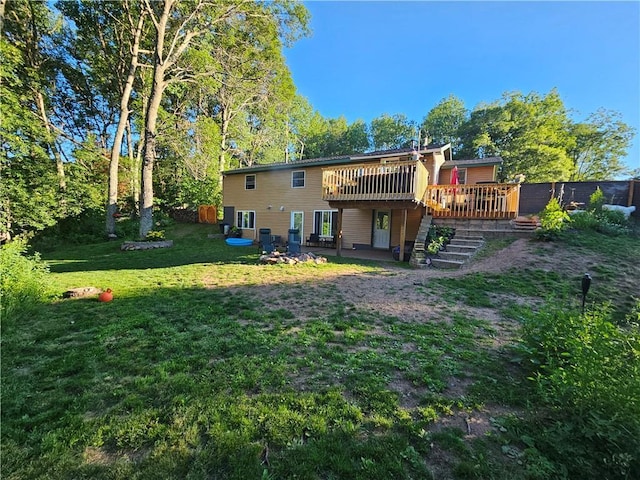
[222,144,520,260]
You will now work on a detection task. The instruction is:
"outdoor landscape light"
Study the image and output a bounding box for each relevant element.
[581,273,592,313]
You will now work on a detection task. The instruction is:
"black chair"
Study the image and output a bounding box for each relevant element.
[259,228,274,253]
[306,233,320,247]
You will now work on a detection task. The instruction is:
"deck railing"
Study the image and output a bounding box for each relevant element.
[424,183,520,219]
[322,160,429,202]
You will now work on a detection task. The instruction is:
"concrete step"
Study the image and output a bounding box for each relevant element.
[453,235,484,242]
[449,238,484,247]
[431,258,465,269]
[437,251,472,262]
[446,244,480,254]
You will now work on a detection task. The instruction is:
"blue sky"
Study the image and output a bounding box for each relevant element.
[284,1,640,171]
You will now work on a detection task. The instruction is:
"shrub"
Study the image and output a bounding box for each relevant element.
[0,239,54,321]
[514,303,640,479]
[145,230,166,241]
[30,207,106,250]
[536,198,570,240]
[568,192,630,236]
[588,187,605,213]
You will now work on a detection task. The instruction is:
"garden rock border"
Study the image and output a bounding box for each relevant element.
[121,240,174,251]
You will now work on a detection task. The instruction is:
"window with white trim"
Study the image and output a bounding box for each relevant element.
[313,210,338,237]
[291,170,305,188]
[245,175,256,190]
[236,210,255,229]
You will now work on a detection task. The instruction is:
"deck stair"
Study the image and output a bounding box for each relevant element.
[431,234,484,269]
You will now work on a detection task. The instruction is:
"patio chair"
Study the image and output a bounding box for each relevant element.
[306,232,320,247]
[258,228,274,253]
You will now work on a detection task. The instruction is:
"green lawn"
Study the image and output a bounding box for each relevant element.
[2,223,639,479]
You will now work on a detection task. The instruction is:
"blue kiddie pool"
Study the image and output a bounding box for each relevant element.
[225,238,253,247]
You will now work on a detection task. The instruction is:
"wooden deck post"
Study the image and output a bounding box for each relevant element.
[399,209,407,262]
[336,208,343,257]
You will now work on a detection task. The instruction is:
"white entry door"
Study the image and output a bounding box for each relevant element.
[373,210,390,249]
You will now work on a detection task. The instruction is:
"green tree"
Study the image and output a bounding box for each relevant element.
[1,0,65,240]
[421,94,467,154]
[458,90,574,182]
[295,108,370,159]
[56,0,150,236]
[370,113,416,151]
[138,0,308,238]
[568,109,636,180]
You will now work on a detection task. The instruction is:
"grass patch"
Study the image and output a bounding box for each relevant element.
[2,223,638,479]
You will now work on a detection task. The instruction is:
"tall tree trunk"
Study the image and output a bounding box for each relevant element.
[35,90,65,191]
[0,0,7,35]
[127,119,142,218]
[106,10,145,236]
[218,109,230,191]
[139,74,165,238]
[139,0,171,239]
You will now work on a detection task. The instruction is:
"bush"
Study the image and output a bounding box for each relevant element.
[568,189,630,236]
[30,207,106,251]
[145,230,166,241]
[536,198,570,240]
[588,186,606,213]
[0,239,54,321]
[514,304,640,479]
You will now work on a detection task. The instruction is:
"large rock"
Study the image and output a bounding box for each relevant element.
[63,287,102,298]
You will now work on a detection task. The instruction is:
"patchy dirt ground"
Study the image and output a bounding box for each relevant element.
[221,238,541,323]
[204,236,638,477]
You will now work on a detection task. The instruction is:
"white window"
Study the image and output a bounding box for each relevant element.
[292,170,305,188]
[313,210,338,237]
[236,210,255,229]
[245,175,256,190]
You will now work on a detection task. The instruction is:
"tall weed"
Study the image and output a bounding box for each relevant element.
[515,304,640,479]
[0,239,54,321]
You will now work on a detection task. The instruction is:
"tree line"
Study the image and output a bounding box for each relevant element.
[1,1,636,242]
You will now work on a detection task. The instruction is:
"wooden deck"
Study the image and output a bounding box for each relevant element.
[322,160,429,203]
[424,184,520,219]
[321,162,520,219]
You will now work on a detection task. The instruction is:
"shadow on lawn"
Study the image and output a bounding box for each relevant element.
[42,239,386,273]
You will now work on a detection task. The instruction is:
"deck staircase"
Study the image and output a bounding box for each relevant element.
[409,215,485,269]
[431,233,484,269]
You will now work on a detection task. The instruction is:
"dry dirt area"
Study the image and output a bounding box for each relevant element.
[223,238,555,322]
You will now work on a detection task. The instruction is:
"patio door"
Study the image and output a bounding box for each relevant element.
[373,210,390,249]
[291,211,304,239]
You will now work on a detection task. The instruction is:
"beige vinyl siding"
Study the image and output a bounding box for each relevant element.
[223,166,337,240]
[341,209,373,248]
[390,207,424,247]
[467,166,496,183]
[223,161,431,245]
[439,165,497,184]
